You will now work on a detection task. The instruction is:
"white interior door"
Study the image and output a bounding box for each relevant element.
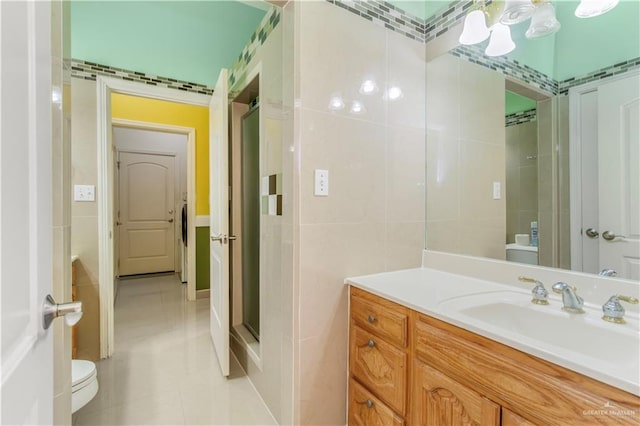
[578,90,600,274]
[118,151,176,276]
[598,73,640,280]
[1,1,54,424]
[209,69,230,376]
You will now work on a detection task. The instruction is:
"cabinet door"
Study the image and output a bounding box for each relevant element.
[412,361,500,426]
[502,409,538,426]
[349,379,404,426]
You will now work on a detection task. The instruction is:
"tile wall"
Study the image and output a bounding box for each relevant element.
[294,2,426,423]
[426,53,506,260]
[70,78,102,362]
[226,21,294,425]
[52,2,73,424]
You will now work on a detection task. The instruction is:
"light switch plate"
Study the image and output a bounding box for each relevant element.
[492,182,501,200]
[74,184,95,202]
[314,169,329,196]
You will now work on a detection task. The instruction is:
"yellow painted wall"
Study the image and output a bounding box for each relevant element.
[111,93,209,215]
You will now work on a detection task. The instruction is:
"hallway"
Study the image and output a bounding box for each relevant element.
[74,274,276,425]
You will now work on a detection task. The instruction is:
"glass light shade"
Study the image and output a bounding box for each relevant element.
[575,0,619,18]
[485,23,516,57]
[526,3,561,39]
[500,0,535,25]
[459,10,490,45]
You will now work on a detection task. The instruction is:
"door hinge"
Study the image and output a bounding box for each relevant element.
[117,161,120,169]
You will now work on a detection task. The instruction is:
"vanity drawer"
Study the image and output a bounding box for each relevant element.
[349,378,404,426]
[350,324,407,415]
[351,288,408,348]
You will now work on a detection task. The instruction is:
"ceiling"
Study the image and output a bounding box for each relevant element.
[71,1,268,86]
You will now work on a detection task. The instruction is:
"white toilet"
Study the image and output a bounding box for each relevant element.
[506,243,538,265]
[72,360,99,413]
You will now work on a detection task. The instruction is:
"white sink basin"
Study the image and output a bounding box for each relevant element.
[438,291,640,378]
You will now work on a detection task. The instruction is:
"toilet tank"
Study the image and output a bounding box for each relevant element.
[506,243,539,265]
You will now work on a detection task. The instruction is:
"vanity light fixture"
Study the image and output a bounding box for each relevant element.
[459,9,490,45]
[526,2,561,39]
[500,0,535,25]
[574,0,619,18]
[485,23,516,57]
[459,0,613,57]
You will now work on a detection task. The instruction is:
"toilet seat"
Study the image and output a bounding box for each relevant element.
[72,360,97,392]
[72,360,99,413]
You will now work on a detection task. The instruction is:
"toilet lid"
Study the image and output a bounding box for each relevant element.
[72,360,97,390]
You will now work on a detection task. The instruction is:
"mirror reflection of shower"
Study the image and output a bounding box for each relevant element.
[505,89,539,266]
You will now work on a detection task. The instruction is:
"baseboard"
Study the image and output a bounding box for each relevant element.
[196,289,210,299]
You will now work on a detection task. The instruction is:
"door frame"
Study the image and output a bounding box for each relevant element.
[113,124,190,280]
[568,69,640,272]
[96,76,209,358]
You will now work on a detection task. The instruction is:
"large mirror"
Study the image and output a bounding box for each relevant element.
[425,0,640,280]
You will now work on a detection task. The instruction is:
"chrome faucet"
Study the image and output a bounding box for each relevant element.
[518,276,549,305]
[602,295,639,324]
[599,269,618,277]
[552,282,585,313]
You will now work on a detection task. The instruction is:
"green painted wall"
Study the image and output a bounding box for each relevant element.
[71,1,266,86]
[196,227,210,291]
[506,91,536,115]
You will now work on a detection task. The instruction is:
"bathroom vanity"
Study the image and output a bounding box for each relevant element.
[346,265,640,425]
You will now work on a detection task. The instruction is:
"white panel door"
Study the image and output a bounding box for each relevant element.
[598,73,640,280]
[1,1,54,424]
[209,69,230,376]
[118,151,176,275]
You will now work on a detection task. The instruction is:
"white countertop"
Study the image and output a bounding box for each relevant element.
[346,267,640,396]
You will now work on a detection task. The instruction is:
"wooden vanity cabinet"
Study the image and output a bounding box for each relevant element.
[348,287,640,426]
[349,287,411,424]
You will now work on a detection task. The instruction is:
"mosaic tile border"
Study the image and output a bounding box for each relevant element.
[229,7,281,88]
[261,173,283,216]
[424,0,473,44]
[506,108,537,127]
[326,0,638,98]
[329,0,425,42]
[558,57,640,95]
[70,60,214,95]
[452,44,557,94]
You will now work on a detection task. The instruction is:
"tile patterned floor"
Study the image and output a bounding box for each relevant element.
[73,274,277,425]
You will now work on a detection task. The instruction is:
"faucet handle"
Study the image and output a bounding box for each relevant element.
[551,282,577,294]
[603,295,639,324]
[518,276,549,305]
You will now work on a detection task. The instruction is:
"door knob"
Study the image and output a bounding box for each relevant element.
[169,209,173,214]
[585,228,599,238]
[43,294,83,330]
[602,231,626,241]
[168,218,174,223]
